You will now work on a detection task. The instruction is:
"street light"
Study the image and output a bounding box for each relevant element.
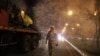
[76,23,80,27]
[65,23,68,26]
[72,27,75,31]
[68,10,73,16]
[62,26,66,34]
[94,10,98,16]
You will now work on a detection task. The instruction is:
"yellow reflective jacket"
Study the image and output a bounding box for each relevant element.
[23,15,33,27]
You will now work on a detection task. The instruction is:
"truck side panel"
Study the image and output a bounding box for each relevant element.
[0,9,9,26]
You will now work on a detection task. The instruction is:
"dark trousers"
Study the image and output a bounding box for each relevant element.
[48,42,53,56]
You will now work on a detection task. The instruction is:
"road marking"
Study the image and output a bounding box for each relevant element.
[64,39,87,56]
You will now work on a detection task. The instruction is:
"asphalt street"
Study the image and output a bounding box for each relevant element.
[0,39,84,56]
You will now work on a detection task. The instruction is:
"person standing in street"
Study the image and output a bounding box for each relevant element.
[46,26,58,56]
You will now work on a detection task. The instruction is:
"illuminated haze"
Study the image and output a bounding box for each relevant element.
[34,0,96,32]
[12,0,96,37]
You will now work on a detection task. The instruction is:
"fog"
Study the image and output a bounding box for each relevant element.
[34,0,96,36]
[11,0,97,37]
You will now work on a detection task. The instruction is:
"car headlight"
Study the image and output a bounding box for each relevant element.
[57,33,65,41]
